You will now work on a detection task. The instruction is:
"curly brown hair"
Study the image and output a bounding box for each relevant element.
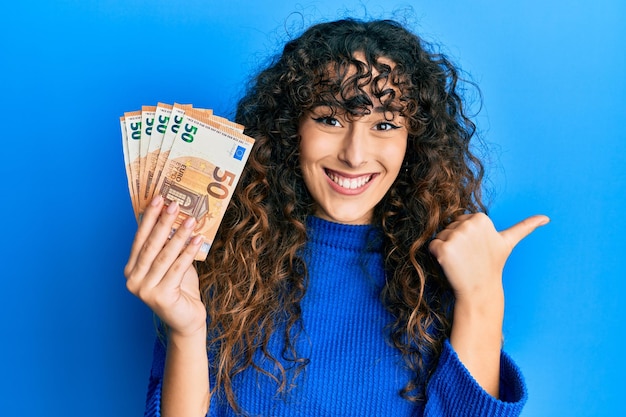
[196,18,486,413]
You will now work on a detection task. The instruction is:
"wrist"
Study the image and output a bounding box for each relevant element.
[450,286,504,398]
[167,325,207,347]
[453,280,505,316]
[451,284,504,351]
[162,323,210,417]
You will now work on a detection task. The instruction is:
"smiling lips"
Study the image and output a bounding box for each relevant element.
[325,168,376,193]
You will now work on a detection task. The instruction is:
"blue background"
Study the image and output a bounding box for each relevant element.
[1,1,624,415]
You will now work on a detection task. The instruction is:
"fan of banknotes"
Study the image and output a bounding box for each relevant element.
[120,103,255,260]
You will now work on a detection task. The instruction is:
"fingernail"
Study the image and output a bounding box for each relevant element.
[151,195,163,207]
[166,201,178,214]
[191,235,203,245]
[183,216,195,229]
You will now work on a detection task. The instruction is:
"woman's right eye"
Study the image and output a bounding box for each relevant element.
[312,116,342,127]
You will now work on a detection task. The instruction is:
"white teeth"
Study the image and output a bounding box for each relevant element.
[327,171,371,189]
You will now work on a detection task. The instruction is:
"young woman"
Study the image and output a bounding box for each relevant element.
[124,18,548,417]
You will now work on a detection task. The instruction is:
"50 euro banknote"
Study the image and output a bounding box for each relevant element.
[120,104,254,261]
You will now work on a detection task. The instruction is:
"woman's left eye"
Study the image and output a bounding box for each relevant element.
[375,122,400,131]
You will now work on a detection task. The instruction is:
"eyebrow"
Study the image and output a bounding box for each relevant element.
[372,106,405,117]
[309,103,405,117]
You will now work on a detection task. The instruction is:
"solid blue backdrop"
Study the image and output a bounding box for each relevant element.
[1,1,624,415]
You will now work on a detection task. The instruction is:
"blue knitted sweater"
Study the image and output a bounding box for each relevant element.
[143,216,527,416]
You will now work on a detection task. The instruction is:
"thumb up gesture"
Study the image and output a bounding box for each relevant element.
[428,213,549,302]
[429,212,549,397]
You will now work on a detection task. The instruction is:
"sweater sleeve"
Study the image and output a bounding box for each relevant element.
[424,339,527,417]
[143,337,166,417]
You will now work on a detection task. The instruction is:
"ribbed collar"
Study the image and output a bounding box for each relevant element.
[305,216,383,253]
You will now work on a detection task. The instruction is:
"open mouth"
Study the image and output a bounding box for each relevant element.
[325,169,375,190]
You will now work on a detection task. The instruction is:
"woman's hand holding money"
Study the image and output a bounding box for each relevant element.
[124,194,206,336]
[124,194,210,416]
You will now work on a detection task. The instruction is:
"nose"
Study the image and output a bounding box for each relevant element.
[338,124,367,168]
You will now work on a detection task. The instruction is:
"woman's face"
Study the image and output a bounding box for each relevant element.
[298,57,408,225]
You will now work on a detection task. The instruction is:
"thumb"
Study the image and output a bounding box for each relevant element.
[500,214,550,250]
